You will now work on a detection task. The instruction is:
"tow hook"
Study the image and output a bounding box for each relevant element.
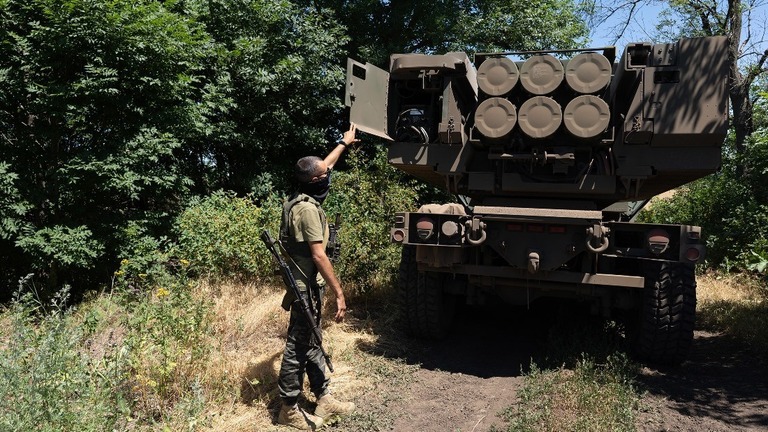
[586,224,610,253]
[465,217,487,245]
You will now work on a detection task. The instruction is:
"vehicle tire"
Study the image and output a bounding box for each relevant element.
[398,245,456,339]
[636,262,696,365]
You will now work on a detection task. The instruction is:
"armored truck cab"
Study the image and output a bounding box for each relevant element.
[345,37,729,364]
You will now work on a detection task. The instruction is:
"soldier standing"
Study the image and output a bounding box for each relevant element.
[276,123,359,430]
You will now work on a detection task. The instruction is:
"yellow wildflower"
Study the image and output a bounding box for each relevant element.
[180,259,190,267]
[156,287,170,298]
[120,259,129,266]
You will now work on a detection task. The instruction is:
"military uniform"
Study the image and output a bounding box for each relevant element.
[278,192,331,406]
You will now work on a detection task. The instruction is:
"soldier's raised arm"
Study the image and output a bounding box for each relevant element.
[324,123,360,170]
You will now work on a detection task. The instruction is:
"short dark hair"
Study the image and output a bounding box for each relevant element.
[295,156,323,183]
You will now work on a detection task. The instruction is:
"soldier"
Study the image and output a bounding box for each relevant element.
[276,123,359,430]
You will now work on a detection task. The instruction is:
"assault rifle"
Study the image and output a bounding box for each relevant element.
[261,229,334,373]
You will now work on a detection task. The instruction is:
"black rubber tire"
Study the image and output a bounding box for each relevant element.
[636,262,697,365]
[398,246,456,339]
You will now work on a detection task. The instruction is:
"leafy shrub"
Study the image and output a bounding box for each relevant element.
[175,191,281,280]
[639,142,768,270]
[324,147,420,291]
[119,271,212,422]
[0,276,127,431]
[103,231,217,425]
[639,93,768,272]
[112,220,184,296]
[173,146,423,291]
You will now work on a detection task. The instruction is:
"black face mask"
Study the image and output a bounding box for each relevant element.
[299,170,331,204]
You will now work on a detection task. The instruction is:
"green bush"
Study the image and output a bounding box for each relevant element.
[0,277,127,431]
[119,272,212,422]
[175,191,281,280]
[324,147,420,291]
[639,143,768,270]
[112,220,184,296]
[172,147,422,291]
[639,93,768,271]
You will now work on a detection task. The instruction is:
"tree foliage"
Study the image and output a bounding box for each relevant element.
[592,1,767,270]
[592,0,767,155]
[0,0,591,293]
[0,0,349,293]
[0,0,213,291]
[300,0,590,67]
[654,0,768,155]
[171,0,351,195]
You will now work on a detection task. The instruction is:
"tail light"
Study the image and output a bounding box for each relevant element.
[416,217,435,241]
[646,228,670,255]
[685,247,702,262]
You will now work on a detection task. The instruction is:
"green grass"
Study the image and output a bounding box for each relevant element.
[491,315,641,432]
[494,353,640,432]
[0,285,128,432]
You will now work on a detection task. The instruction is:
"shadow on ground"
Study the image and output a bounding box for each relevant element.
[354,296,607,378]
[637,330,768,430]
[350,290,768,431]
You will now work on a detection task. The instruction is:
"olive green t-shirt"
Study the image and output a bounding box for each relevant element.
[284,200,329,291]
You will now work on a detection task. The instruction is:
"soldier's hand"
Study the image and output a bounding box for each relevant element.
[334,295,347,322]
[341,123,361,147]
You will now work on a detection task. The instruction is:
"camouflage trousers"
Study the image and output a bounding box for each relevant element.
[278,288,330,405]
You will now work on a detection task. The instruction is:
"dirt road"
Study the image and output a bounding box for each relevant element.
[364,304,768,432]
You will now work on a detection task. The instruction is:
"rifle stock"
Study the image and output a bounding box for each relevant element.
[261,229,334,373]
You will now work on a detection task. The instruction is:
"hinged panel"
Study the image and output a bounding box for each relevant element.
[345,58,392,140]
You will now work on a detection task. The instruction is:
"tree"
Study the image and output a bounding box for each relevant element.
[0,0,353,294]
[659,0,767,154]
[297,0,590,67]
[0,0,216,292]
[0,0,590,293]
[183,0,351,196]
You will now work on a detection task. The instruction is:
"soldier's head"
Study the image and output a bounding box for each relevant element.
[295,156,332,203]
[295,156,329,184]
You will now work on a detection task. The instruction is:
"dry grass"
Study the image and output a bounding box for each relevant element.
[696,271,766,304]
[0,309,12,353]
[195,272,767,431]
[191,281,411,431]
[637,189,678,214]
[695,271,768,361]
[193,281,286,431]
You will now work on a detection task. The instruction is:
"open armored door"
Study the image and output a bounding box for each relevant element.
[345,59,393,141]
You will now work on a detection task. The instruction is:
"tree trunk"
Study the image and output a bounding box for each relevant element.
[726,0,753,155]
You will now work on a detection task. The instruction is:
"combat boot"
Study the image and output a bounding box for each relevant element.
[314,393,355,420]
[277,404,324,430]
